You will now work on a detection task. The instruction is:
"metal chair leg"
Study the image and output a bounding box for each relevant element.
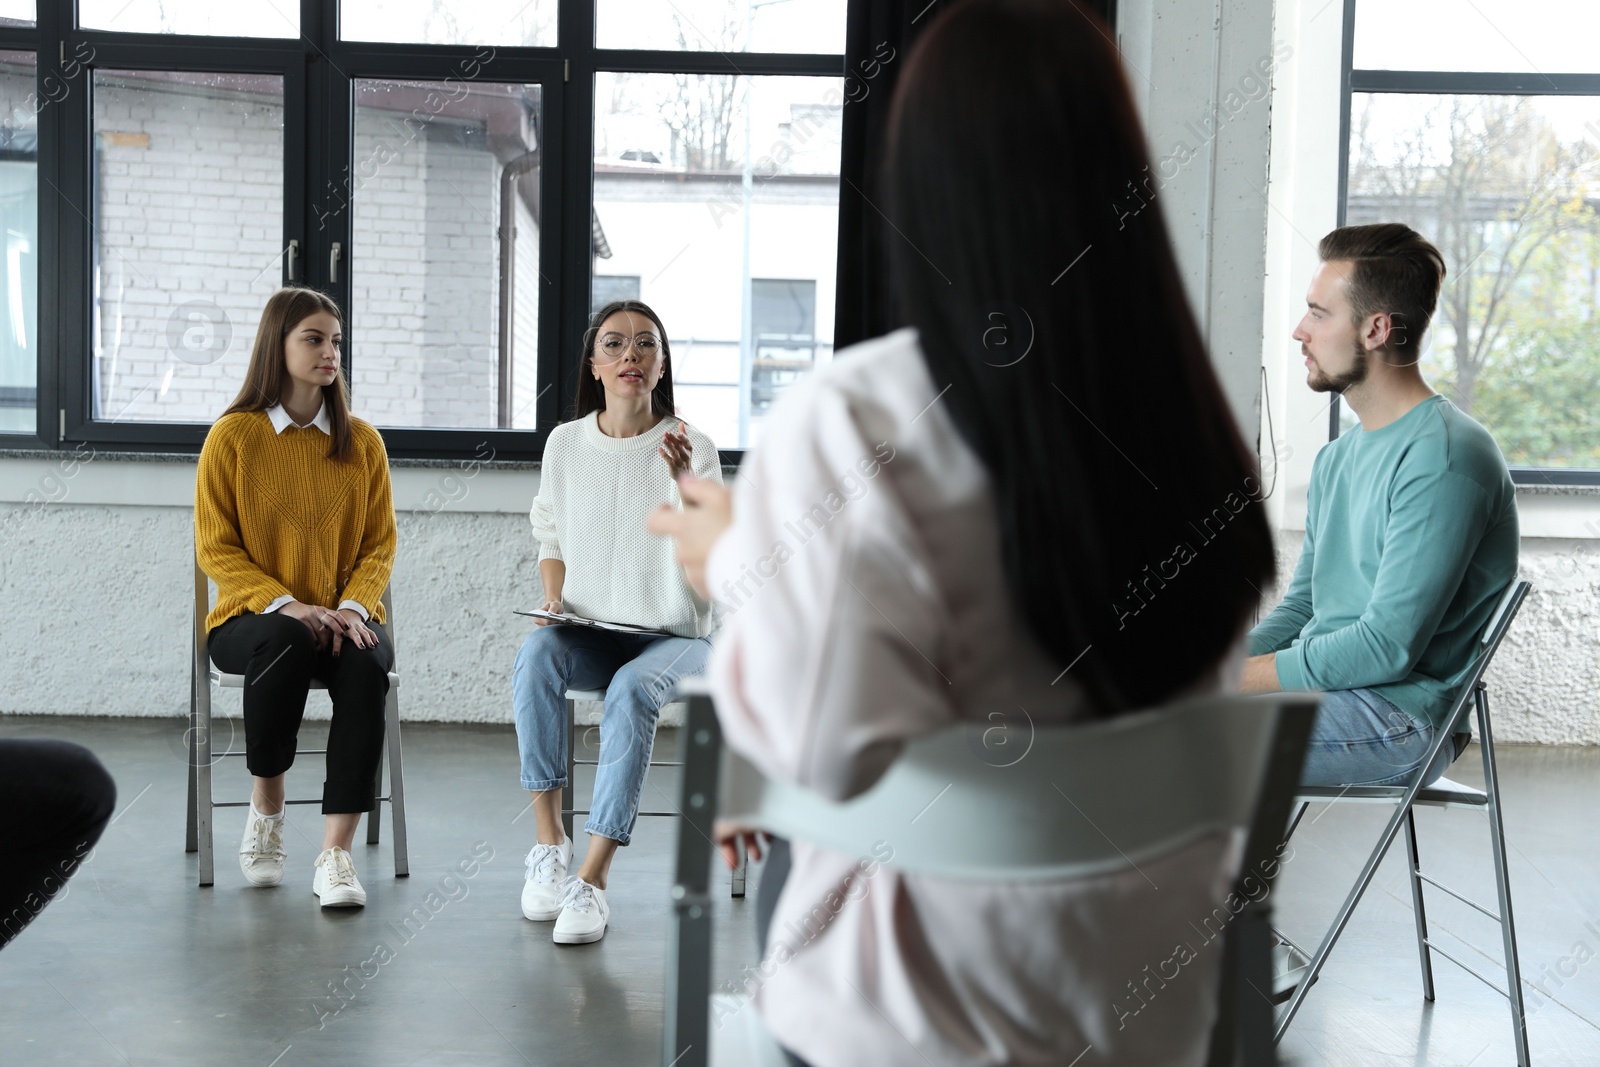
[563,696,577,841]
[1403,807,1436,1001]
[195,654,215,888]
[731,834,747,898]
[1478,686,1530,1067]
[1275,787,1422,1043]
[367,726,384,848]
[186,663,199,854]
[386,684,409,877]
[1283,800,1310,843]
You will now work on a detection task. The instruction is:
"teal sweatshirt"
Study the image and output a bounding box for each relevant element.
[1248,395,1518,729]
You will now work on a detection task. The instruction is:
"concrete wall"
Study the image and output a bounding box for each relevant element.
[0,457,677,728]
[1116,0,1280,436]
[1,454,1595,741]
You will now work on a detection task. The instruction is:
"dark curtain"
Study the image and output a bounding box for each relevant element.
[832,0,1117,348]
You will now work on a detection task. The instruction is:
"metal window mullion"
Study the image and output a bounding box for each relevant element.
[1350,68,1600,95]
[591,48,842,77]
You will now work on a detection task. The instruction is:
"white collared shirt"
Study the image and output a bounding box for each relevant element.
[265,401,332,436]
[259,400,370,623]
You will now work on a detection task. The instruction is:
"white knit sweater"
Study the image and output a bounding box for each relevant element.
[529,410,722,639]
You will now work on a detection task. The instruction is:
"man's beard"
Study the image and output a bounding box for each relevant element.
[1307,338,1369,394]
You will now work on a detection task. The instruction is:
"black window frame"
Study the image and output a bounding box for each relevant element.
[5,0,852,467]
[1337,0,1600,486]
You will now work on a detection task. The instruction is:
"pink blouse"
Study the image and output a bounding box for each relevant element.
[708,328,1243,1066]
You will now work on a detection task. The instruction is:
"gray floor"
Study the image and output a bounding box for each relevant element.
[2,716,1598,1066]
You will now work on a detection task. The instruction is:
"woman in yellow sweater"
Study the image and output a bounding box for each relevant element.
[194,287,397,909]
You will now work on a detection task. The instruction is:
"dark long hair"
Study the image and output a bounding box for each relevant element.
[885,0,1276,714]
[223,286,354,462]
[572,300,676,421]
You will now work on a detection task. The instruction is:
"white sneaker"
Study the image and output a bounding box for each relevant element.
[521,838,573,921]
[312,846,367,908]
[238,811,286,887]
[552,877,609,945]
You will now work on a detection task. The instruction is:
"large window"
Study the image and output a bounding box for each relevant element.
[592,72,840,448]
[0,50,35,434]
[0,1,851,459]
[1342,0,1600,482]
[349,79,545,431]
[91,70,284,424]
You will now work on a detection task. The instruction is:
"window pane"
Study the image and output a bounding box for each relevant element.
[751,278,815,417]
[0,51,35,434]
[594,72,841,449]
[1355,0,1600,74]
[0,2,33,28]
[92,71,284,424]
[341,0,557,47]
[1348,93,1600,468]
[80,0,298,37]
[598,0,846,54]
[591,274,640,316]
[351,80,545,430]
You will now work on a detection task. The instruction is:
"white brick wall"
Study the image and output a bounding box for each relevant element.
[88,79,544,431]
[93,78,284,424]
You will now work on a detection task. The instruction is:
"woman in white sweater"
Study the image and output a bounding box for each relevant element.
[515,299,721,945]
[648,1,1278,1063]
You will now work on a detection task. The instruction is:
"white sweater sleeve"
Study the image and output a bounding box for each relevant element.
[529,430,564,562]
[707,381,953,801]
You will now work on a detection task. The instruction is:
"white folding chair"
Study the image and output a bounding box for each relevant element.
[662,678,1319,1067]
[564,687,746,897]
[185,556,408,887]
[1274,579,1533,1066]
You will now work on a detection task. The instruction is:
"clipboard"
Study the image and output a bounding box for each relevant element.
[514,609,673,637]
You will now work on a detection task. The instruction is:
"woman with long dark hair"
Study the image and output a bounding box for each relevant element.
[513,300,721,945]
[196,286,396,909]
[649,0,1277,1062]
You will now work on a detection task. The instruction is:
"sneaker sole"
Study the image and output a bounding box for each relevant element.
[242,873,284,887]
[553,925,606,945]
[316,889,367,908]
[523,903,561,921]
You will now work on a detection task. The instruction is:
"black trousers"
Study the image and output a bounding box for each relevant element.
[0,740,116,949]
[208,610,394,814]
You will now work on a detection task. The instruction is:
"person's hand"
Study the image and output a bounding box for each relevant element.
[329,607,377,656]
[658,421,693,481]
[714,818,768,870]
[279,600,337,650]
[533,596,564,627]
[647,476,733,599]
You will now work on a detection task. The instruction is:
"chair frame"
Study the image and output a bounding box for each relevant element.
[185,557,409,888]
[1273,579,1532,1066]
[663,681,1318,1067]
[563,687,746,898]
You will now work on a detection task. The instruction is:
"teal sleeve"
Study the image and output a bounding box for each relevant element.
[1248,513,1315,656]
[1275,467,1490,692]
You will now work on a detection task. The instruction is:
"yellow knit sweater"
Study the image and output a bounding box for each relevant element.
[195,410,396,632]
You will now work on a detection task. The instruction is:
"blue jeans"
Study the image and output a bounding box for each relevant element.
[1299,688,1457,788]
[512,625,713,844]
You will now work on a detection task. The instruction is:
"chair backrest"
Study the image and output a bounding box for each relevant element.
[1436,578,1531,737]
[718,692,1320,882]
[664,682,1316,1067]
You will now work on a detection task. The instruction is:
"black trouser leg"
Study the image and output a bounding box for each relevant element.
[209,611,392,814]
[208,611,319,782]
[314,623,393,814]
[0,740,116,949]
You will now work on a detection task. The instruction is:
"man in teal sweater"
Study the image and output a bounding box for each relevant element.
[1243,223,1518,787]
